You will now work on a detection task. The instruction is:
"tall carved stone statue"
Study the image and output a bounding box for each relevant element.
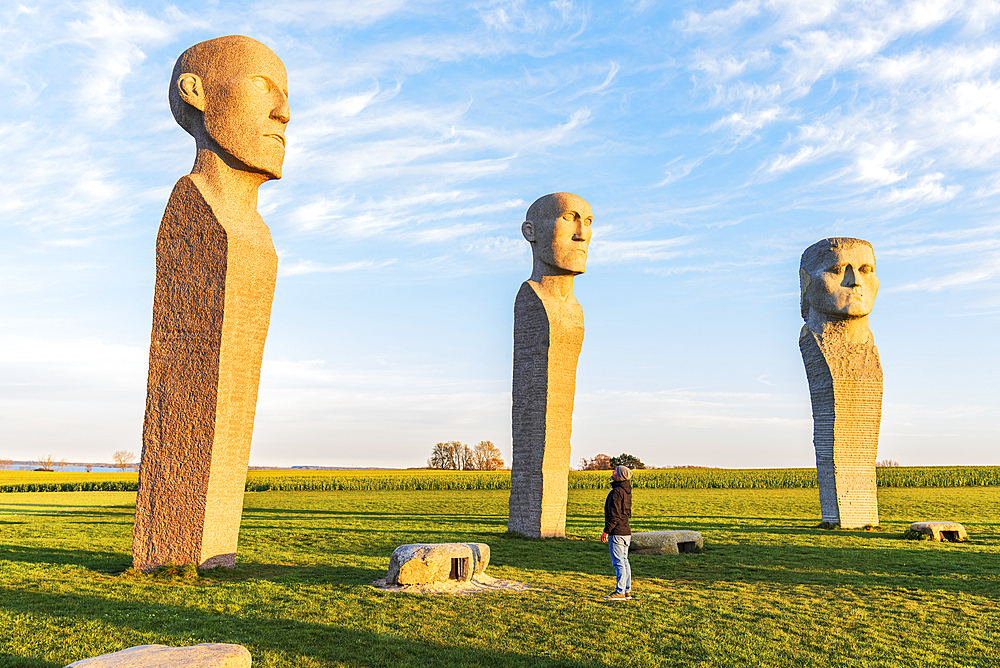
[508,193,592,538]
[799,237,882,529]
[132,36,289,572]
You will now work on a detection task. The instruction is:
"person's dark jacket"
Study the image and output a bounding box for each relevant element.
[603,479,632,535]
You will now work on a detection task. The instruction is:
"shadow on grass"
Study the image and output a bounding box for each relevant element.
[0,544,389,588]
[198,563,382,586]
[0,589,609,668]
[0,653,60,668]
[0,544,131,573]
[494,534,1000,597]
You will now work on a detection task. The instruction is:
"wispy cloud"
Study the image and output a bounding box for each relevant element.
[588,235,697,264]
[67,0,189,124]
[251,0,408,27]
[278,258,397,277]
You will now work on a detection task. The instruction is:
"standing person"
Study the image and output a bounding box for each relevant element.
[601,465,632,600]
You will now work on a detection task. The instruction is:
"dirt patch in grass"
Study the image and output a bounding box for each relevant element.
[372,573,532,596]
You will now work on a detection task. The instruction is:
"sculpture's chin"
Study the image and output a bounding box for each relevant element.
[842,303,872,318]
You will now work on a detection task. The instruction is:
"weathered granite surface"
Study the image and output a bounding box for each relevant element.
[799,238,882,529]
[629,530,704,555]
[66,644,250,668]
[910,521,968,542]
[387,543,490,585]
[133,36,288,573]
[509,193,592,538]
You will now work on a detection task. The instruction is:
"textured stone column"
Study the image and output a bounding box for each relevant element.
[800,328,882,527]
[798,237,882,529]
[132,178,277,571]
[132,36,288,572]
[507,192,592,538]
[509,282,584,537]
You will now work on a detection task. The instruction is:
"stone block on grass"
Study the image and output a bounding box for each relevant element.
[909,521,968,542]
[66,643,250,668]
[629,530,703,555]
[387,543,490,585]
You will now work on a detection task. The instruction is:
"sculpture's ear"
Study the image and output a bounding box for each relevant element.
[521,220,535,242]
[177,73,206,112]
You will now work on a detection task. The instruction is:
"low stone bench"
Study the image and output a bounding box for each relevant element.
[387,542,490,585]
[629,530,703,555]
[66,644,250,667]
[909,521,968,542]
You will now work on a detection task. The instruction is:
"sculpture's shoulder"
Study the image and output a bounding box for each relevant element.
[799,323,823,359]
[164,175,212,215]
[158,175,219,238]
[516,281,541,306]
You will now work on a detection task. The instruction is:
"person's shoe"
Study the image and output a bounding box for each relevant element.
[625,591,632,600]
[604,592,627,601]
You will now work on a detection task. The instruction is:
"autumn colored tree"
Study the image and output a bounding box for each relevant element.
[580,453,612,470]
[471,441,504,471]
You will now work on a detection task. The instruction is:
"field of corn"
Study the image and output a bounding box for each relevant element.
[1,465,998,493]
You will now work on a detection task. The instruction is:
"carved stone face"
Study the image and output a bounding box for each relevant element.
[524,193,593,275]
[805,243,879,319]
[201,44,289,180]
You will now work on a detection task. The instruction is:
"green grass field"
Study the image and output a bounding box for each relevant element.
[1,485,998,667]
[2,466,999,493]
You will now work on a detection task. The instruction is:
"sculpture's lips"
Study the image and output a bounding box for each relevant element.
[265,133,285,147]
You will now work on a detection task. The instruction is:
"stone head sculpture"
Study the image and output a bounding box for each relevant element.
[798,236,883,529]
[133,36,287,573]
[509,192,591,539]
[169,36,289,188]
[522,193,593,282]
[799,237,878,336]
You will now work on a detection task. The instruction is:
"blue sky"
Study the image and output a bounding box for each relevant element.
[2,0,998,468]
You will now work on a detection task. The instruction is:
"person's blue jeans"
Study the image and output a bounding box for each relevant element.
[609,534,631,594]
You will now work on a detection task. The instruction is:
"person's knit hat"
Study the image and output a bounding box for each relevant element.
[614,465,632,480]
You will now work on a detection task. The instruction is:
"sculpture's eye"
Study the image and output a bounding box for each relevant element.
[251,77,270,92]
[584,217,592,226]
[859,265,874,274]
[563,213,575,221]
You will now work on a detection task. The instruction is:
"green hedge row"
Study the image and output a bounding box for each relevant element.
[2,466,998,493]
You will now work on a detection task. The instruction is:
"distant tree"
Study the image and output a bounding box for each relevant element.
[471,441,504,471]
[428,442,452,470]
[57,458,68,471]
[428,442,473,470]
[0,458,11,470]
[457,442,473,470]
[609,453,645,470]
[36,454,56,471]
[580,454,612,471]
[876,459,900,468]
[85,465,93,473]
[113,450,136,473]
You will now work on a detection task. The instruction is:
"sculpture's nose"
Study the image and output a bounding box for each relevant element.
[271,92,290,124]
[843,265,859,287]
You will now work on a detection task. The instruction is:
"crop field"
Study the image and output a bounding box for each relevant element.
[1,466,998,493]
[1,484,998,667]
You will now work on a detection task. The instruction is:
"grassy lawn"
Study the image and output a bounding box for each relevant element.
[1,487,997,667]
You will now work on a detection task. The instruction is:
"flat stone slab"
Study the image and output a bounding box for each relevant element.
[66,644,250,668]
[387,543,490,585]
[910,521,968,542]
[629,530,703,555]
